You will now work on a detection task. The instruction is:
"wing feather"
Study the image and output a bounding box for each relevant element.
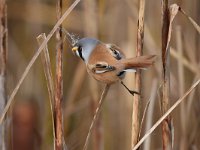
[106,44,125,60]
[88,62,115,74]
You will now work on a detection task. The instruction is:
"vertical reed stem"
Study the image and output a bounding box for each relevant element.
[55,0,63,149]
[132,0,145,148]
[161,0,172,149]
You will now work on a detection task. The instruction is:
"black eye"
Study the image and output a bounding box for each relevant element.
[78,46,82,52]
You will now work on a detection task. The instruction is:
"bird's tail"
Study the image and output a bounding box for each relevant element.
[119,55,156,71]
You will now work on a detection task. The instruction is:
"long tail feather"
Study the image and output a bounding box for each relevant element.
[120,55,156,70]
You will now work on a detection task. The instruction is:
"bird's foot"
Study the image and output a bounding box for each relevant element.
[128,90,140,96]
[121,81,140,96]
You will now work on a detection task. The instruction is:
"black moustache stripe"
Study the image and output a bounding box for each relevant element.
[78,49,85,61]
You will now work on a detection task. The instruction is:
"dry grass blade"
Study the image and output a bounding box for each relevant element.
[83,84,110,150]
[132,0,145,147]
[132,79,200,150]
[179,7,200,34]
[0,0,81,125]
[37,33,55,147]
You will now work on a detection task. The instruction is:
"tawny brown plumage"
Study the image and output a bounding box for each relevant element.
[86,43,156,84]
[118,55,157,69]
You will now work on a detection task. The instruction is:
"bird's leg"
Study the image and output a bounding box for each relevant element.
[120,81,140,96]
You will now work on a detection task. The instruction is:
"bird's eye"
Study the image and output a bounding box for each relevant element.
[78,46,82,52]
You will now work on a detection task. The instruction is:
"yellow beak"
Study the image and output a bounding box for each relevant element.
[72,46,78,52]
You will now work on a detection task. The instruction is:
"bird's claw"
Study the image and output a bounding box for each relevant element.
[129,90,140,96]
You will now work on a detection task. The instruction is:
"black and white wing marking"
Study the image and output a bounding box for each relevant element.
[106,44,124,60]
[88,62,115,74]
[106,44,127,78]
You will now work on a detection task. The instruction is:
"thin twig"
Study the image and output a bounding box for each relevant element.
[132,79,200,150]
[83,84,110,150]
[0,0,81,125]
[37,33,55,148]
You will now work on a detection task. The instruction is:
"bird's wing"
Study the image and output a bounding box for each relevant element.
[88,61,116,74]
[105,44,125,60]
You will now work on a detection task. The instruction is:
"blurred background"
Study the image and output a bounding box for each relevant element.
[1,0,200,149]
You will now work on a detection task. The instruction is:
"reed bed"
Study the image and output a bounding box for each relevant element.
[0,0,200,150]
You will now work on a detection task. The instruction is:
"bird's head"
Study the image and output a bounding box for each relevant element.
[72,38,100,63]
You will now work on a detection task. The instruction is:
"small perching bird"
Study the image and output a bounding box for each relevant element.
[72,37,156,95]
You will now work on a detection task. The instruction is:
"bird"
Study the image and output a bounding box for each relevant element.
[71,37,156,95]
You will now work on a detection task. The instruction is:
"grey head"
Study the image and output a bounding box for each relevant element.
[72,38,101,63]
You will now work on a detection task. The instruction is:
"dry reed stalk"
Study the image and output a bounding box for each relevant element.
[126,1,200,78]
[55,0,63,149]
[161,1,171,149]
[0,0,7,149]
[124,0,175,88]
[83,84,110,150]
[132,0,145,147]
[143,79,158,150]
[132,79,200,150]
[37,33,55,147]
[161,4,180,149]
[0,0,81,125]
